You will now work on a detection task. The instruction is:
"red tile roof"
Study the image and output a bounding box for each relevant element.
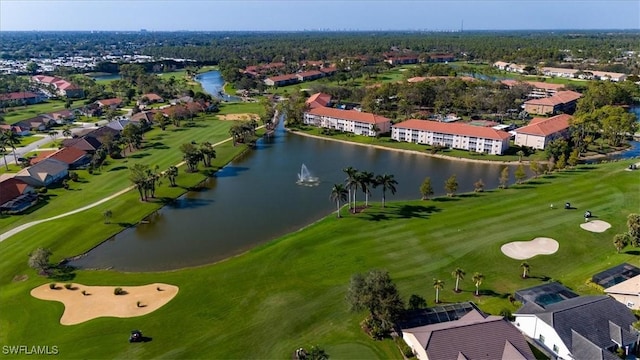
[307,107,391,125]
[48,147,88,165]
[515,114,572,136]
[97,98,122,107]
[524,91,582,106]
[266,74,299,82]
[141,93,163,101]
[306,93,332,109]
[297,70,323,78]
[30,150,58,165]
[393,119,511,140]
[0,178,32,205]
[0,92,39,101]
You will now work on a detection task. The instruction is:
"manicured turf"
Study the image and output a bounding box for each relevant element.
[0,159,638,359]
[2,100,85,124]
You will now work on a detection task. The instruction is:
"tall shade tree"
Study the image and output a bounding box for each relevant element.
[180,143,202,172]
[597,105,637,147]
[28,248,52,275]
[329,184,348,218]
[343,166,358,211]
[433,279,444,303]
[472,272,485,296]
[520,262,530,278]
[628,214,640,247]
[374,174,398,208]
[444,174,458,197]
[613,233,629,254]
[452,268,465,292]
[346,269,404,331]
[420,177,434,200]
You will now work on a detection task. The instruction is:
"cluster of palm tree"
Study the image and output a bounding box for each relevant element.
[129,164,161,202]
[432,269,486,303]
[229,120,259,146]
[179,141,216,173]
[0,129,20,170]
[330,167,398,218]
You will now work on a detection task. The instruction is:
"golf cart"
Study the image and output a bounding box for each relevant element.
[129,330,143,343]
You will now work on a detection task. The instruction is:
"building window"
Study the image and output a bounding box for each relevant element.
[553,345,559,353]
[539,334,545,344]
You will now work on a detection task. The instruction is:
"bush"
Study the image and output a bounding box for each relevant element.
[69,172,79,182]
[360,316,387,340]
[394,336,415,358]
[114,287,125,295]
[49,283,57,290]
[37,187,48,194]
[81,290,88,296]
[499,308,514,321]
[64,283,73,290]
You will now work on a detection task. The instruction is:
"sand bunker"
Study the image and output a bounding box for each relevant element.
[580,220,612,233]
[31,282,178,325]
[501,237,559,260]
[217,113,259,121]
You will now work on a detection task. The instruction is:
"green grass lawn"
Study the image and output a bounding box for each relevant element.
[0,106,261,233]
[0,159,638,359]
[2,100,85,124]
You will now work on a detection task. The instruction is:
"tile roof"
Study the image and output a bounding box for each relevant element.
[605,274,640,296]
[515,114,572,136]
[297,70,323,78]
[48,147,88,165]
[62,136,103,152]
[17,158,68,182]
[30,150,58,165]
[524,91,582,107]
[516,296,638,353]
[0,92,39,101]
[141,93,163,101]
[0,178,32,205]
[403,309,535,360]
[306,93,332,109]
[394,119,511,140]
[97,98,122,107]
[306,107,391,125]
[266,74,299,82]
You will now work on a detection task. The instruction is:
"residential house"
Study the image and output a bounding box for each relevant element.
[303,107,391,136]
[589,71,627,82]
[14,115,54,132]
[319,67,337,76]
[305,93,332,109]
[514,282,579,308]
[514,296,639,359]
[31,75,84,98]
[427,53,456,63]
[0,91,44,105]
[296,70,323,82]
[605,275,640,310]
[391,119,511,155]
[402,307,536,360]
[130,110,157,124]
[106,119,132,132]
[96,98,123,110]
[62,136,103,153]
[523,90,582,115]
[137,93,164,106]
[264,74,299,87]
[44,109,75,124]
[385,56,419,65]
[0,178,37,214]
[493,61,512,70]
[15,158,69,187]
[513,114,573,150]
[540,67,580,78]
[47,147,90,169]
[0,124,30,136]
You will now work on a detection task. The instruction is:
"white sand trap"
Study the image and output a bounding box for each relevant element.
[580,220,612,233]
[31,282,178,325]
[501,237,559,260]
[217,113,259,121]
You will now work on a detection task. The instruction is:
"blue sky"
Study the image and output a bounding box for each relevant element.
[1,0,638,31]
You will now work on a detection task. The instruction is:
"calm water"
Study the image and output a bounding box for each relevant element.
[70,120,521,272]
[194,71,241,102]
[68,74,640,272]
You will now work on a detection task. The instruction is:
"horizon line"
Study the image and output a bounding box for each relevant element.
[1,28,639,33]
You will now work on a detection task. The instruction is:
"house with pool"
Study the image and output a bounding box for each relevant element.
[390,119,511,155]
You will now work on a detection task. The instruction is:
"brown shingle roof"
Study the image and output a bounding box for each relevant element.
[0,178,31,205]
[48,147,88,165]
[307,107,390,125]
[394,119,511,140]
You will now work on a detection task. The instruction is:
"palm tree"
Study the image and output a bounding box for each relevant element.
[0,130,20,164]
[375,174,397,208]
[164,165,178,187]
[329,184,348,218]
[343,166,358,212]
[516,150,525,162]
[452,268,465,292]
[62,126,72,138]
[472,272,485,296]
[199,142,216,167]
[520,262,530,278]
[433,279,444,304]
[0,139,8,170]
[359,171,374,207]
